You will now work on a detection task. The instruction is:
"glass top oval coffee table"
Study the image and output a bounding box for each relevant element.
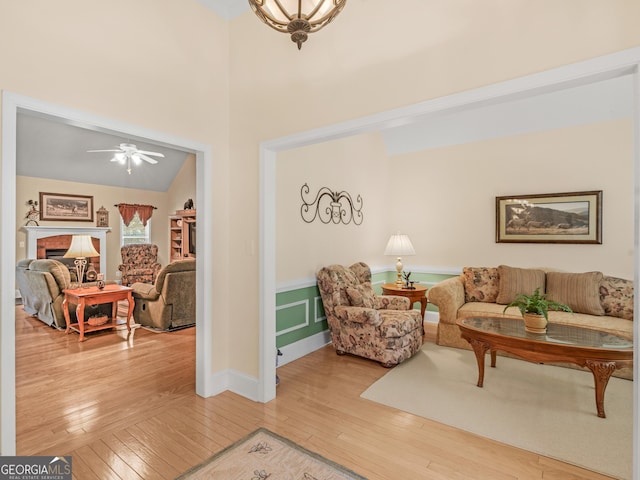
[457,317,633,418]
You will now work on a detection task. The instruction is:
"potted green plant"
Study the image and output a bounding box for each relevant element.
[503,287,572,333]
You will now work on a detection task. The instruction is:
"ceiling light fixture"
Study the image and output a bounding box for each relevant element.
[87,143,164,175]
[248,0,347,50]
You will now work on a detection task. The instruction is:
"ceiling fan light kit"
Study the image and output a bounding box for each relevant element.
[248,0,347,50]
[88,143,164,175]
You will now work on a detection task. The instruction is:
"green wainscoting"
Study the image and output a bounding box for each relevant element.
[276,285,327,349]
[275,270,456,350]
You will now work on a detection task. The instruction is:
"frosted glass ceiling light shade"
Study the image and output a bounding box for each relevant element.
[248,0,347,50]
[384,233,416,287]
[64,234,100,288]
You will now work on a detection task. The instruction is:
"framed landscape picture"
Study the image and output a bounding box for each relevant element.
[39,192,94,222]
[496,190,602,244]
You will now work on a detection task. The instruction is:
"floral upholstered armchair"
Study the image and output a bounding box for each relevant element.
[118,244,162,286]
[317,262,423,367]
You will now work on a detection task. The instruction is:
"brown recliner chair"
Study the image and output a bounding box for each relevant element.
[118,243,162,286]
[131,259,196,330]
[16,259,110,329]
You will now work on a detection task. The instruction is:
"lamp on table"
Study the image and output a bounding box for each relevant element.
[63,234,100,288]
[384,233,416,288]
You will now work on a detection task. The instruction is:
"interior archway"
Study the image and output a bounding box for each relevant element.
[1,92,215,454]
[259,48,640,477]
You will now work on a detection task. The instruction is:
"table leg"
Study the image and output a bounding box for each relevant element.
[585,359,617,418]
[63,297,71,334]
[490,350,497,368]
[468,338,490,387]
[77,299,86,342]
[126,293,134,332]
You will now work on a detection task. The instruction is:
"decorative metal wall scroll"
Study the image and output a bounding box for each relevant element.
[300,183,363,225]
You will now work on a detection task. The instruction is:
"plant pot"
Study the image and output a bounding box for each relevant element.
[523,313,547,333]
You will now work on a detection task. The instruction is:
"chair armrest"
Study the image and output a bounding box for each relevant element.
[131,282,160,301]
[428,275,465,325]
[334,306,383,326]
[376,295,410,310]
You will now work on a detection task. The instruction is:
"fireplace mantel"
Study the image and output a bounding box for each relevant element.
[22,226,111,274]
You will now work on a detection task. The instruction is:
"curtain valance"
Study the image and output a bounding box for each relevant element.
[116,203,156,227]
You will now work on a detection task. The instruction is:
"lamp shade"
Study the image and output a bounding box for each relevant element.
[384,234,416,257]
[63,235,100,258]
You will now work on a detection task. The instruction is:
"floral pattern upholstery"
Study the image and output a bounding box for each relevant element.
[600,275,634,320]
[462,267,499,302]
[118,244,162,286]
[317,262,423,367]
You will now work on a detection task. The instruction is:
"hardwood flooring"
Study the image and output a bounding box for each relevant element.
[15,307,614,479]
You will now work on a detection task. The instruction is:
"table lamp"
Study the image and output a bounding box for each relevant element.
[384,233,416,287]
[64,234,100,288]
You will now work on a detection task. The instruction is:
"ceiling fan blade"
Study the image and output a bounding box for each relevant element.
[138,153,159,164]
[136,150,165,157]
[87,149,122,153]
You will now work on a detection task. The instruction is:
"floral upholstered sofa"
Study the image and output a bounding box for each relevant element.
[428,265,634,379]
[317,262,423,367]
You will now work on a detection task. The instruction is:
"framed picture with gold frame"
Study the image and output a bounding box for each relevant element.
[496,190,602,244]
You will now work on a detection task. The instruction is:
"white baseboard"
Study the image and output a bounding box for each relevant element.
[425,311,439,323]
[278,330,331,367]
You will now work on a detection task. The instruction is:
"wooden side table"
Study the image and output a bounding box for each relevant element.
[63,284,134,342]
[381,283,428,333]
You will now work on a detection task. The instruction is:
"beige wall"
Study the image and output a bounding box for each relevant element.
[275,120,633,282]
[16,176,174,277]
[276,132,390,280]
[0,0,231,432]
[2,0,640,395]
[168,154,197,214]
[231,0,640,374]
[393,119,634,279]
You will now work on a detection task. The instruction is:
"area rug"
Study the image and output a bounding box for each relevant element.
[176,427,367,479]
[361,342,633,480]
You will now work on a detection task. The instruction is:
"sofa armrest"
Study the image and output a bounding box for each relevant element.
[428,275,465,325]
[376,295,410,310]
[131,282,160,301]
[334,305,383,326]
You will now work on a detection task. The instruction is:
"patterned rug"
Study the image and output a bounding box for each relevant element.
[176,428,367,480]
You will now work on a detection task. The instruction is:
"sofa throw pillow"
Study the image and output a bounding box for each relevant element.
[495,265,546,305]
[546,271,605,316]
[462,267,499,303]
[599,275,634,320]
[346,283,376,309]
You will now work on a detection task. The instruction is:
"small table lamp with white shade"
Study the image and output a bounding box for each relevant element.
[384,233,416,288]
[63,234,100,288]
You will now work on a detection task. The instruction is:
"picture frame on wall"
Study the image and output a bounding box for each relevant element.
[496,190,602,244]
[39,192,94,222]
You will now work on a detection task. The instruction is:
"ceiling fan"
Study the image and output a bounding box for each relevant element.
[87,143,164,174]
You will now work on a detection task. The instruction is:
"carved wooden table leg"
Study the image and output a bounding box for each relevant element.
[468,338,491,387]
[585,359,617,418]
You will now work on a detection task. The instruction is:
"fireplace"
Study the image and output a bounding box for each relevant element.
[22,226,110,275]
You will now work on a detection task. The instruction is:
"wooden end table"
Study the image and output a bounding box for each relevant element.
[381,283,428,335]
[63,284,134,342]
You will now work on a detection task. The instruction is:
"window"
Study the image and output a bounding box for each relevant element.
[120,213,151,245]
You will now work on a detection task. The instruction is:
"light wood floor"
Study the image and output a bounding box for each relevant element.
[15,307,614,480]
